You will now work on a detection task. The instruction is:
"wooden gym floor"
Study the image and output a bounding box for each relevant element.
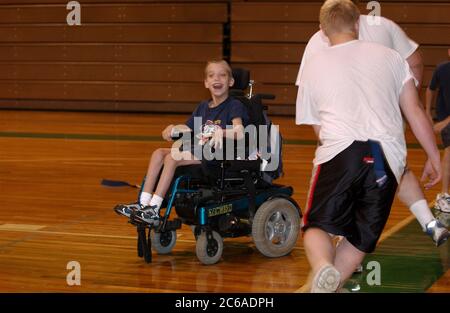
[0,110,448,292]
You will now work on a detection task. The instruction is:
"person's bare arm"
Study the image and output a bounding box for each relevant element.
[406,49,424,92]
[400,79,441,189]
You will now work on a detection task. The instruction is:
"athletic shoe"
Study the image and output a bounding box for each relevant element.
[434,193,450,213]
[425,219,450,247]
[339,279,361,293]
[134,205,160,226]
[311,264,341,293]
[114,202,143,218]
[436,212,450,228]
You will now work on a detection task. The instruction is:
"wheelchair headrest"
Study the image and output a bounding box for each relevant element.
[231,68,250,91]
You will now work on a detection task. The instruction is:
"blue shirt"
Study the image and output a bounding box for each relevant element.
[185,97,249,135]
[430,62,450,121]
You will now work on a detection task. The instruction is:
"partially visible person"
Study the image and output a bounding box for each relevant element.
[426,55,450,214]
[296,0,441,292]
[295,1,448,246]
[114,60,249,225]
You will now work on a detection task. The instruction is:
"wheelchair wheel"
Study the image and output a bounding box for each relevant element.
[196,230,223,265]
[151,230,177,255]
[252,198,300,258]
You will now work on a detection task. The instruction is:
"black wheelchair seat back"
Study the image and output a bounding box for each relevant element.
[229,68,283,182]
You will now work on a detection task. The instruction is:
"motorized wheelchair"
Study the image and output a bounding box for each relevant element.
[128,68,302,265]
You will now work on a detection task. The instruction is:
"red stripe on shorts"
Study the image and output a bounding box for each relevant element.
[302,164,322,227]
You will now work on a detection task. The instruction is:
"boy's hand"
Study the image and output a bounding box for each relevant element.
[162,125,174,141]
[421,158,442,189]
[209,127,223,150]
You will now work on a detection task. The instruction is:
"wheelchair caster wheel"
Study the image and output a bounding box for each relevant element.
[151,230,177,255]
[196,230,223,265]
[252,198,300,258]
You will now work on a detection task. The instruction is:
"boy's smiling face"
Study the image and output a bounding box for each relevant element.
[204,63,234,99]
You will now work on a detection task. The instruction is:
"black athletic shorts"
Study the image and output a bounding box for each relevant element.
[441,123,450,148]
[302,140,398,253]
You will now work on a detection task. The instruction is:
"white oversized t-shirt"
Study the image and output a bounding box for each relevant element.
[296,40,415,182]
[295,15,419,85]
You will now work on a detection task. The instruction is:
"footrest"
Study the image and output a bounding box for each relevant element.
[136,225,152,263]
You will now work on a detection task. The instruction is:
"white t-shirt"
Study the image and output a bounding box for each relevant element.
[295,15,419,85]
[296,40,415,182]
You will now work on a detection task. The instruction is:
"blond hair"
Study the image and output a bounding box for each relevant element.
[204,60,232,78]
[320,0,360,36]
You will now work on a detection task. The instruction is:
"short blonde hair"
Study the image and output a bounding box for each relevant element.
[204,60,232,78]
[320,0,360,36]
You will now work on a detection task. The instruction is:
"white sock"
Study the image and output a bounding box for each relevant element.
[139,192,152,206]
[149,194,164,212]
[409,199,435,231]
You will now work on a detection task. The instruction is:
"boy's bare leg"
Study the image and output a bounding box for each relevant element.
[153,150,200,198]
[393,168,449,245]
[134,150,201,224]
[142,148,172,194]
[334,237,365,286]
[303,228,342,292]
[304,228,335,273]
[397,169,434,229]
[397,169,426,206]
[113,148,175,217]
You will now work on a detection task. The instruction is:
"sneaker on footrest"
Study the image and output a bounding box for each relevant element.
[134,205,160,226]
[114,202,144,218]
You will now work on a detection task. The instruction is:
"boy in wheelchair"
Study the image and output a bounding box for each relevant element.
[114,60,301,265]
[114,60,249,225]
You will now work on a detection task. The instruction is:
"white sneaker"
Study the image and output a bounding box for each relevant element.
[425,219,450,247]
[434,193,450,213]
[436,212,450,228]
[311,264,341,293]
